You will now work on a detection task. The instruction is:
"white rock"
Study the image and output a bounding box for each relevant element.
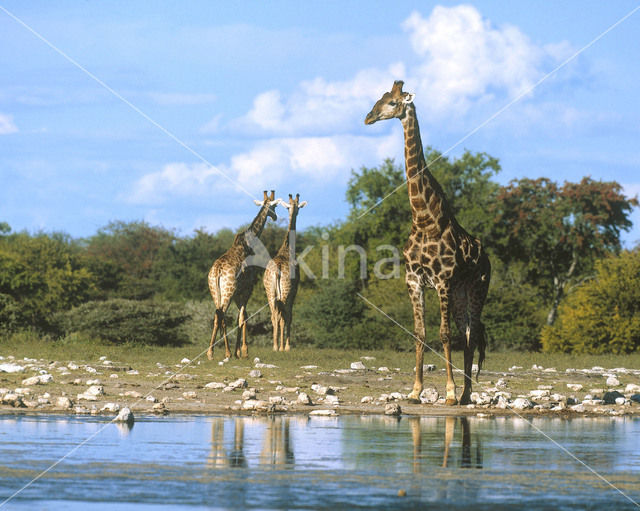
[180,358,190,364]
[325,395,340,405]
[254,363,278,369]
[253,357,261,365]
[146,396,158,403]
[309,409,337,417]
[86,385,104,396]
[529,390,550,399]
[385,403,402,416]
[67,362,79,370]
[531,364,544,370]
[77,393,98,401]
[115,407,134,424]
[110,374,119,379]
[419,387,439,404]
[182,391,197,399]
[360,396,374,404]
[241,399,270,411]
[494,395,509,409]
[0,363,25,373]
[205,382,226,389]
[86,379,101,385]
[249,369,262,378]
[55,396,73,409]
[297,392,312,405]
[269,396,286,405]
[389,392,404,401]
[242,389,257,401]
[496,378,507,389]
[511,398,533,410]
[615,397,626,405]
[625,383,640,393]
[350,361,366,370]
[606,376,621,387]
[300,365,318,370]
[570,404,586,412]
[227,378,247,390]
[2,393,24,407]
[378,367,390,373]
[567,383,583,391]
[124,391,142,398]
[509,366,523,371]
[100,402,120,413]
[21,376,42,386]
[85,366,97,374]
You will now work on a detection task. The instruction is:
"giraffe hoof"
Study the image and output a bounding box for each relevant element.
[206,349,213,361]
[459,395,472,406]
[445,398,458,406]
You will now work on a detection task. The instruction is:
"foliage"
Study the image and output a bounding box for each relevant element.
[489,177,637,325]
[541,249,640,353]
[0,230,96,332]
[57,299,190,345]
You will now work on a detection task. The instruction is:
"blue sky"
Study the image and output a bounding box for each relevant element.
[1,1,639,245]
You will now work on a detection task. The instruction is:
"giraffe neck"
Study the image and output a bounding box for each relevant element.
[247,205,270,239]
[401,103,450,233]
[278,209,298,257]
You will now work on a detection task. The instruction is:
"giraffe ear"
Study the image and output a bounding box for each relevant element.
[275,198,290,208]
[402,92,415,104]
[298,201,307,209]
[254,199,263,206]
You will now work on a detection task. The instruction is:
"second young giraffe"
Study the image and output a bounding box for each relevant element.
[263,193,307,352]
[365,81,490,405]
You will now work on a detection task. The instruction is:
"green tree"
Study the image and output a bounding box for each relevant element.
[490,177,637,326]
[541,249,640,353]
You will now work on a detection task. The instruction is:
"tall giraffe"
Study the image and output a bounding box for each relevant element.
[207,190,278,360]
[365,81,491,405]
[263,193,307,352]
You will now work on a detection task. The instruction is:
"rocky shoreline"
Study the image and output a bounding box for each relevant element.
[1,354,639,419]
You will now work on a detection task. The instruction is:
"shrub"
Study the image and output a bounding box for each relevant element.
[541,249,640,353]
[57,299,190,345]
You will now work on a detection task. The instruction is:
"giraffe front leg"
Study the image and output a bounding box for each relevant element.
[438,286,457,405]
[406,274,425,403]
[236,305,249,358]
[207,310,220,361]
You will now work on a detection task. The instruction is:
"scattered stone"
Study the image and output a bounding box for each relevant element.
[385,403,402,416]
[180,358,190,364]
[0,363,25,373]
[543,368,557,373]
[419,387,439,404]
[114,407,134,425]
[606,376,621,387]
[582,399,605,406]
[530,389,550,399]
[567,383,583,391]
[509,366,523,371]
[249,369,262,378]
[127,370,139,375]
[360,396,374,404]
[615,397,626,406]
[86,379,101,385]
[603,391,624,405]
[67,362,79,370]
[389,392,404,401]
[350,361,366,370]
[205,382,226,389]
[22,374,53,386]
[241,399,270,411]
[146,396,158,403]
[511,398,533,410]
[86,385,104,396]
[85,366,97,374]
[1,393,25,407]
[110,374,119,379]
[152,402,168,414]
[311,384,334,396]
[378,367,390,373]
[55,396,73,409]
[496,378,507,389]
[325,395,340,406]
[242,389,257,401]
[124,391,142,398]
[74,405,90,414]
[182,391,197,399]
[255,363,278,369]
[309,409,337,417]
[226,378,247,390]
[300,365,318,370]
[531,364,544,370]
[494,395,509,409]
[100,402,120,413]
[269,396,286,405]
[471,392,491,405]
[570,404,586,412]
[625,383,640,394]
[297,392,312,405]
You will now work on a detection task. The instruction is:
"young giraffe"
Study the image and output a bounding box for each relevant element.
[207,190,278,360]
[263,194,307,352]
[365,81,491,405]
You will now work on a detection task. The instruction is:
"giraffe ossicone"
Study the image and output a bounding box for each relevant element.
[365,81,491,406]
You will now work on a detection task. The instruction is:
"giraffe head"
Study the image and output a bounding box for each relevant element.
[364,80,415,125]
[254,190,278,221]
[277,193,307,220]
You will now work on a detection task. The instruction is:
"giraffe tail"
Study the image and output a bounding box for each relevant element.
[476,322,487,383]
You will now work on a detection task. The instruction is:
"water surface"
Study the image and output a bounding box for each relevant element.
[0,414,638,510]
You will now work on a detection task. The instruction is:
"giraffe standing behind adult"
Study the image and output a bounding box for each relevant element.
[263,193,307,352]
[365,81,491,405]
[207,190,278,360]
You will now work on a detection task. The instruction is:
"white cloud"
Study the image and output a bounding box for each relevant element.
[128,162,229,204]
[0,113,18,134]
[230,133,401,186]
[402,6,567,117]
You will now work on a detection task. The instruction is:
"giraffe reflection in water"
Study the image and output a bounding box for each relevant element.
[409,416,482,471]
[208,417,294,469]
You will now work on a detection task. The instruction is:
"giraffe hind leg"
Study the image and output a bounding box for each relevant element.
[207,309,222,360]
